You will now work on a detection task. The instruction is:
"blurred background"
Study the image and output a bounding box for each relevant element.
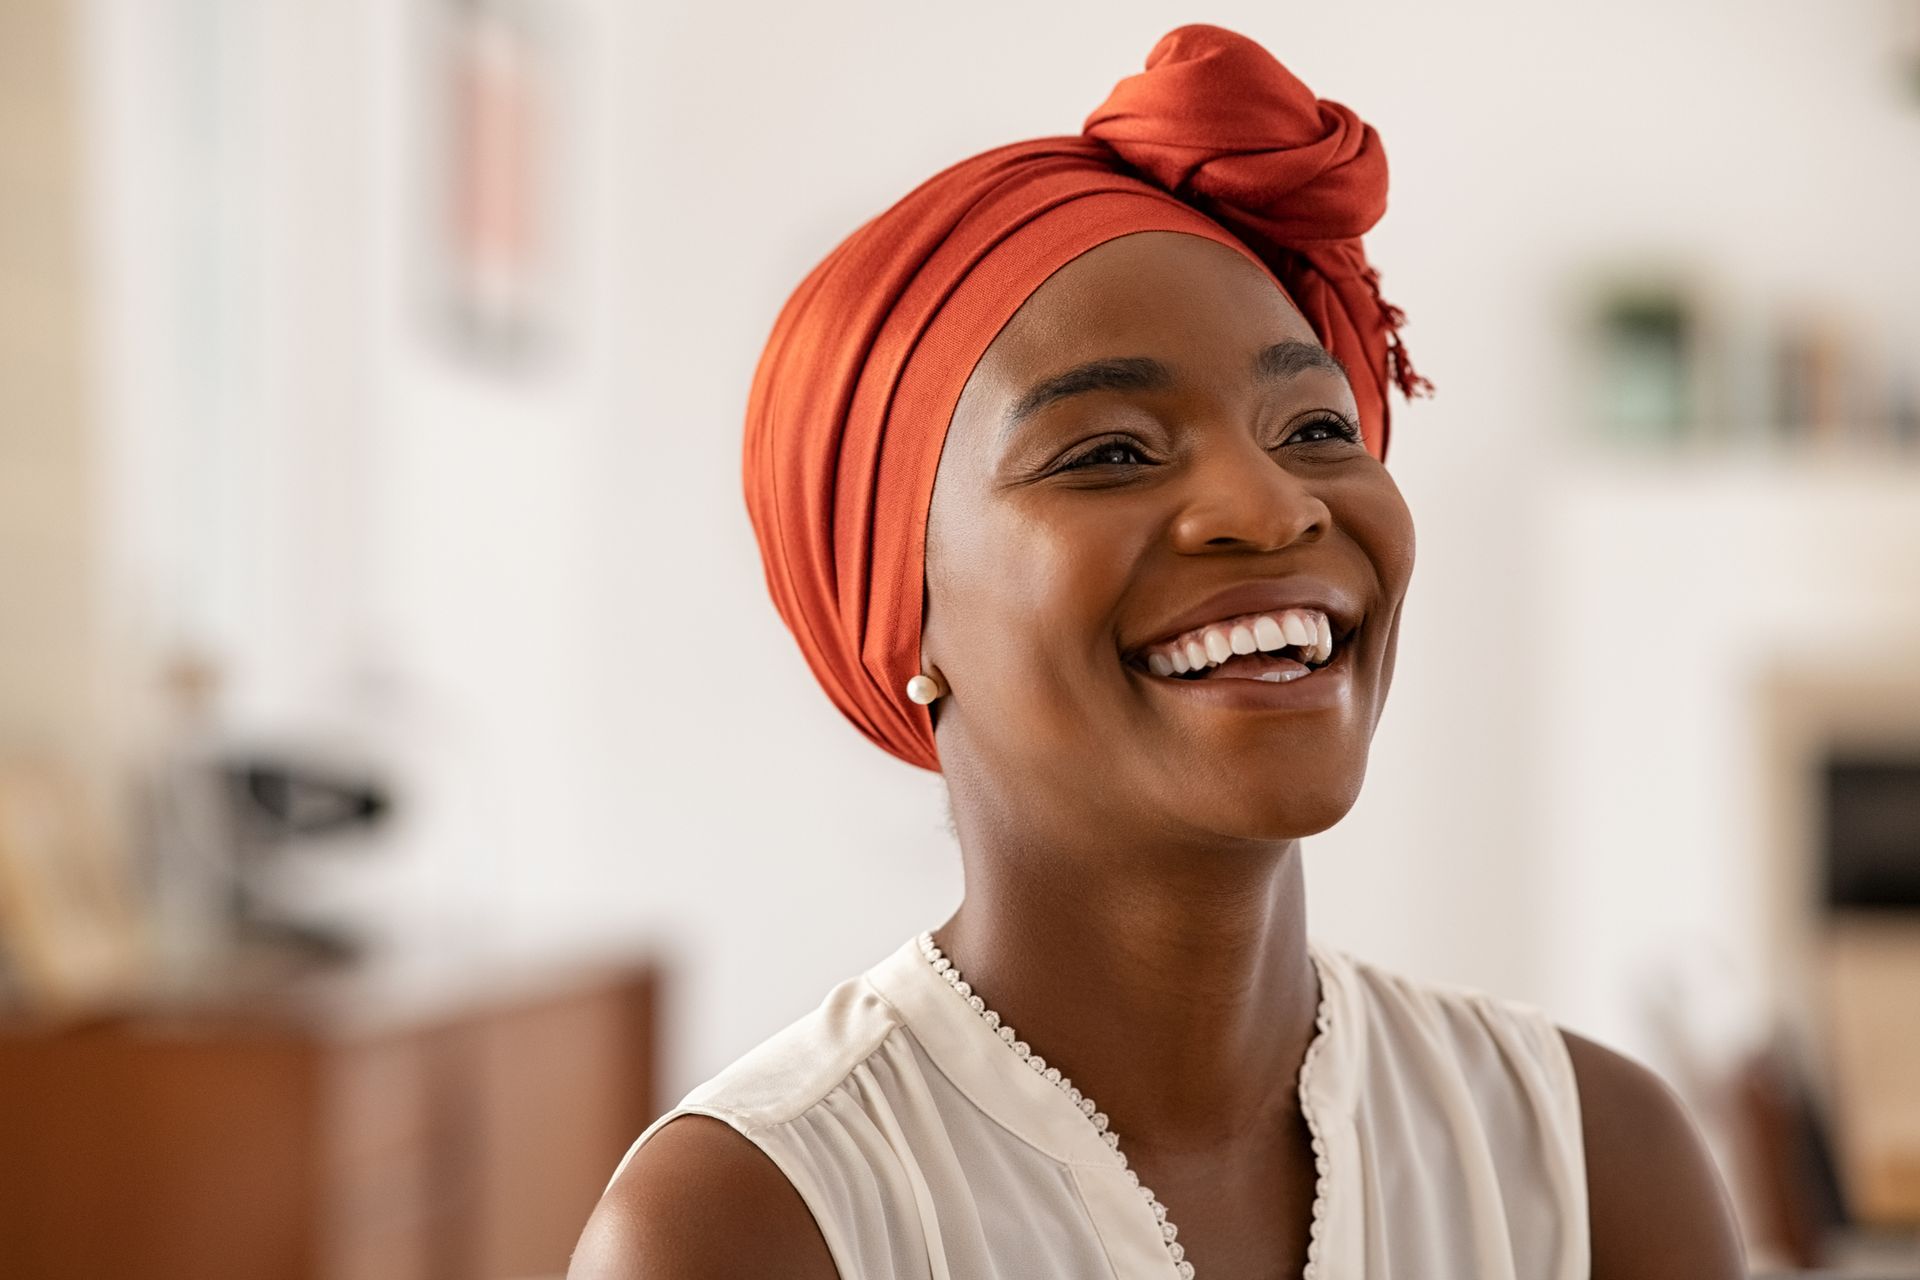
[3,0,1918,1276]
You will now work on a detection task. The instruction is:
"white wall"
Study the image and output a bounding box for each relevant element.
[1538,455,1920,1049]
[81,0,1920,1116]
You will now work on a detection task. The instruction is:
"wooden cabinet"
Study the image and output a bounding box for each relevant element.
[0,956,660,1279]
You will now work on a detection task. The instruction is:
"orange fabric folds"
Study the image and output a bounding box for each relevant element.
[742,24,1430,773]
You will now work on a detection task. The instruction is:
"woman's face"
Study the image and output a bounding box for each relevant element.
[922,230,1415,844]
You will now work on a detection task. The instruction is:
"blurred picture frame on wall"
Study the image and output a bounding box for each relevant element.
[1591,277,1698,447]
[1901,0,1920,103]
[428,0,559,371]
[0,759,146,1017]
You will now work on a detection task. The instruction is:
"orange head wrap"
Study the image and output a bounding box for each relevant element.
[743,23,1431,773]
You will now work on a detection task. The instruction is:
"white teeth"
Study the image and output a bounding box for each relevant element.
[1138,608,1343,677]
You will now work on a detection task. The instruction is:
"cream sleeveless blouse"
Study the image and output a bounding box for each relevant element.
[606,931,1590,1278]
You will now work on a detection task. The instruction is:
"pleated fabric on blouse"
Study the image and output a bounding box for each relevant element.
[604,932,1589,1279]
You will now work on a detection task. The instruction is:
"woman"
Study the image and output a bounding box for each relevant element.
[573,25,1747,1279]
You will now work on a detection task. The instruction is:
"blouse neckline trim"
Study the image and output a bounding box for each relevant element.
[863,927,1356,1276]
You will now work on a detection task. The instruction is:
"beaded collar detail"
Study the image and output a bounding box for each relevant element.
[915,930,1335,1280]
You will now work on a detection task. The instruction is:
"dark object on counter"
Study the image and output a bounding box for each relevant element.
[222,755,395,962]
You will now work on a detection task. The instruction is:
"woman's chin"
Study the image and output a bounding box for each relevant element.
[1178,767,1367,842]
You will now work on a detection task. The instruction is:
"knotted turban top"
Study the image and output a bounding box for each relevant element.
[743,23,1431,772]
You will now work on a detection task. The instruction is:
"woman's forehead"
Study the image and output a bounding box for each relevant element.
[981,231,1316,380]
[959,231,1323,431]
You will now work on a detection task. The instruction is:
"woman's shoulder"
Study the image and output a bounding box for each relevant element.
[665,963,909,1131]
[1316,941,1579,1084]
[1321,943,1746,1277]
[569,1112,839,1280]
[1557,1028,1748,1278]
[571,953,914,1278]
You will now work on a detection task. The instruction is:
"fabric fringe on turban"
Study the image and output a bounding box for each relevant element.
[743,23,1432,773]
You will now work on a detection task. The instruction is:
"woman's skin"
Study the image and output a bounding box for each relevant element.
[571,231,1749,1278]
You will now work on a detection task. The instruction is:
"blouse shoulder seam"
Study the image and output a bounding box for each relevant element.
[745,987,911,1131]
[678,976,912,1131]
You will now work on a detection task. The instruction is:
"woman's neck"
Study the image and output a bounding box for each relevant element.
[931,828,1322,1162]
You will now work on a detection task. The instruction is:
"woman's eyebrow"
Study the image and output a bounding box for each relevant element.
[1254,339,1348,384]
[999,341,1347,441]
[1000,356,1171,439]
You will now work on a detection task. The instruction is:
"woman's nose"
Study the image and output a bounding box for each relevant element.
[1165,431,1332,555]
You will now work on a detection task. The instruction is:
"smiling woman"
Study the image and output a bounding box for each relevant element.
[571,23,1748,1280]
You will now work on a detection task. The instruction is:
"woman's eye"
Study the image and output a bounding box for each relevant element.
[1286,414,1364,447]
[1058,438,1151,471]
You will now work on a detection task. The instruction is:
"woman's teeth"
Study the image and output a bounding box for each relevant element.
[1139,608,1338,680]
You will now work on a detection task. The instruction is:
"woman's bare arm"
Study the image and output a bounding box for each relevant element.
[568,1115,840,1280]
[1561,1027,1748,1279]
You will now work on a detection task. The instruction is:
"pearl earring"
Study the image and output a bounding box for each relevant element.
[905,673,943,705]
